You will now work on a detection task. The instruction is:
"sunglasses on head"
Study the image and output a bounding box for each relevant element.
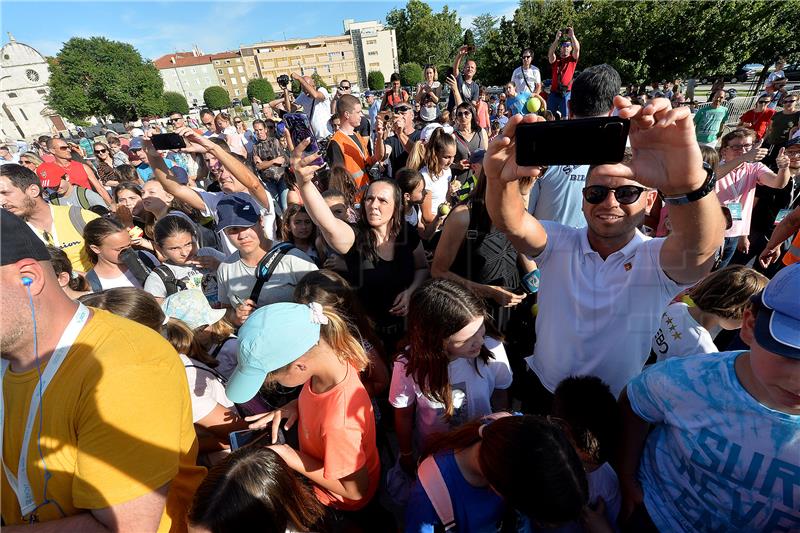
[582,185,646,205]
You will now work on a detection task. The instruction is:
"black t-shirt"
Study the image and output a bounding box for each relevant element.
[751,177,800,233]
[384,129,421,176]
[343,222,420,327]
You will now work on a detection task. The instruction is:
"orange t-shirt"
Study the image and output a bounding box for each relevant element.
[297,364,380,510]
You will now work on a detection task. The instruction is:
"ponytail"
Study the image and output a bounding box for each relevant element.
[405,140,426,171]
[318,305,370,372]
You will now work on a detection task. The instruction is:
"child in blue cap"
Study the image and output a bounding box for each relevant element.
[618,263,800,532]
[227,301,380,515]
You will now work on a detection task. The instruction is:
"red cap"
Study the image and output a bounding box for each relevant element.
[36,162,67,188]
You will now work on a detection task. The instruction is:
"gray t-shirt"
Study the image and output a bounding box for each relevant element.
[527,164,588,228]
[143,247,226,303]
[52,186,107,210]
[217,247,318,307]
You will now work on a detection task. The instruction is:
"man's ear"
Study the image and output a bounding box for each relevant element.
[739,305,756,347]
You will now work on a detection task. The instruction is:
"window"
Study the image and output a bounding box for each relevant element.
[218,69,223,74]
[20,108,28,121]
[240,76,246,84]
[26,69,39,82]
[221,79,227,86]
[225,59,231,64]
[227,67,234,74]
[366,39,377,45]
[231,77,238,85]
[238,66,244,73]
[235,89,241,96]
[368,51,378,56]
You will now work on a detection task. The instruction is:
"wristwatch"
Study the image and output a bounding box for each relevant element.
[660,162,716,206]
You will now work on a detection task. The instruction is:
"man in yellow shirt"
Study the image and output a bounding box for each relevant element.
[0,209,205,531]
[0,163,98,273]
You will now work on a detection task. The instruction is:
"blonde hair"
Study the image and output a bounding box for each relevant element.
[318,305,371,372]
[405,140,426,171]
[200,319,235,346]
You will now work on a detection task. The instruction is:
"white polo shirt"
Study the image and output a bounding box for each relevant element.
[527,221,687,396]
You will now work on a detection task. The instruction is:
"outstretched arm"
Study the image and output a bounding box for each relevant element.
[83,163,114,205]
[142,138,207,212]
[567,27,580,59]
[547,29,561,63]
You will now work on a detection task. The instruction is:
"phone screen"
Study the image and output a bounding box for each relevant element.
[229,427,284,450]
[283,113,325,167]
[515,117,630,167]
[151,133,186,151]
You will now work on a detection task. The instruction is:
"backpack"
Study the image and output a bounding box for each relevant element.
[85,250,156,292]
[249,241,295,305]
[418,456,457,531]
[151,264,188,297]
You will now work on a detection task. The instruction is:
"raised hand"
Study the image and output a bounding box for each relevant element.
[775,147,789,169]
[289,138,322,186]
[174,126,212,154]
[483,113,547,184]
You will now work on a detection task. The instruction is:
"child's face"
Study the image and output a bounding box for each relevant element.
[289,212,313,240]
[445,316,486,360]
[325,197,349,221]
[159,231,196,264]
[438,144,457,170]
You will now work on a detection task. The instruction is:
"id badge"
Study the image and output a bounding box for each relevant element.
[774,208,791,225]
[727,202,743,221]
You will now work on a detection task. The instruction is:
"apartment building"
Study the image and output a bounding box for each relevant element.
[153,48,217,108]
[344,19,399,87]
[210,52,249,100]
[240,35,359,90]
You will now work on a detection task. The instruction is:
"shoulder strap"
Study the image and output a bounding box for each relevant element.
[183,362,228,384]
[137,250,156,270]
[152,264,186,296]
[77,187,91,210]
[418,456,456,531]
[68,205,88,234]
[85,269,103,292]
[249,242,295,305]
[211,336,234,358]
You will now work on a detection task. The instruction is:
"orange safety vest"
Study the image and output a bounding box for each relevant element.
[331,130,378,202]
[783,230,800,266]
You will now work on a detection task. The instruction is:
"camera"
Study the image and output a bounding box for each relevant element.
[277,74,290,88]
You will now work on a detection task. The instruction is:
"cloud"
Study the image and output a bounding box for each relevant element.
[456,1,518,30]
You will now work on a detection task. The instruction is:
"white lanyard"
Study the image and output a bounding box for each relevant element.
[1,304,90,516]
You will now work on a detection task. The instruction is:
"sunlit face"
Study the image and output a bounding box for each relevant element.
[0,176,37,217]
[57,177,71,195]
[445,316,486,359]
[721,135,755,162]
[254,122,269,141]
[583,168,652,241]
[92,230,131,264]
[425,67,435,82]
[50,140,72,162]
[94,144,110,160]
[128,147,145,165]
[159,231,197,265]
[215,117,229,133]
[141,180,173,213]
[289,211,313,241]
[224,224,262,255]
[345,103,362,128]
[521,52,532,67]
[19,157,38,171]
[437,144,457,169]
[464,60,477,78]
[783,97,797,112]
[363,182,396,228]
[115,188,143,215]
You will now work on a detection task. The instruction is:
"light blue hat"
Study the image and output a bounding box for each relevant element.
[226,302,327,403]
[161,289,226,330]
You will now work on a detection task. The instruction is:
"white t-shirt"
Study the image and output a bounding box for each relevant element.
[87,251,159,291]
[389,337,513,447]
[421,166,453,218]
[217,246,318,308]
[296,87,333,140]
[143,247,226,303]
[511,65,542,95]
[196,189,276,255]
[179,353,234,423]
[528,222,687,396]
[651,301,717,362]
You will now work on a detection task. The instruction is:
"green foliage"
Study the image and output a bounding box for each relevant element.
[47,37,165,122]
[203,86,231,110]
[463,29,476,48]
[291,79,302,96]
[471,13,498,48]
[477,17,521,86]
[241,97,251,108]
[437,64,452,84]
[163,91,189,115]
[246,78,275,103]
[311,72,326,89]
[367,70,386,90]
[386,0,463,66]
[399,62,424,86]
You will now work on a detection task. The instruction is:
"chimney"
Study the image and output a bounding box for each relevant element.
[7,32,16,42]
[170,56,176,64]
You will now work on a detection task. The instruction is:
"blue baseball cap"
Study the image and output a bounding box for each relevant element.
[129,136,144,150]
[226,302,323,403]
[752,263,800,359]
[216,192,261,231]
[171,165,189,185]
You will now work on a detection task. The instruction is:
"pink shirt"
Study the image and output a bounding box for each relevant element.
[714,161,771,237]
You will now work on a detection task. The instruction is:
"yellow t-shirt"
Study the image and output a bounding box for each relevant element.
[1,308,206,531]
[27,204,98,273]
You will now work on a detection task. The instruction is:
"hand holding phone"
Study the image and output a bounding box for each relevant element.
[514,117,630,167]
[151,133,187,151]
[229,425,285,450]
[283,113,325,168]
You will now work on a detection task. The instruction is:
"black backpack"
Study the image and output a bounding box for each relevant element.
[150,265,188,297]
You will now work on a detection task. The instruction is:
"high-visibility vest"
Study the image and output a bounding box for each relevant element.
[331,130,377,202]
[783,230,800,266]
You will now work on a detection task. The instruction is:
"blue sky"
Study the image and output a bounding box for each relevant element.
[1,1,519,60]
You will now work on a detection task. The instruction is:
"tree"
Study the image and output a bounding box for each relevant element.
[47,36,164,122]
[471,13,498,48]
[204,86,230,110]
[241,97,251,108]
[463,29,476,48]
[247,78,275,103]
[163,91,189,115]
[477,17,520,86]
[367,71,385,90]
[399,62,424,86]
[386,0,463,66]
[311,72,326,89]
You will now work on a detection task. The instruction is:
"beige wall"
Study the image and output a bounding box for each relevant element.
[212,56,249,99]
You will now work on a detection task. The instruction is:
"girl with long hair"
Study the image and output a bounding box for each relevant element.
[280,203,321,263]
[420,128,459,224]
[389,278,513,471]
[82,217,158,291]
[47,245,91,299]
[229,302,381,518]
[291,139,429,352]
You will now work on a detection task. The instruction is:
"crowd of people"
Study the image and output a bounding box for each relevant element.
[1,28,800,533]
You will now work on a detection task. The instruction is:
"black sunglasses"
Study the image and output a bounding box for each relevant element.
[393,105,412,113]
[340,85,351,90]
[583,185,646,205]
[95,148,108,153]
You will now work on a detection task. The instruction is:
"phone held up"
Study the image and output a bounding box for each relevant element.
[515,117,630,167]
[283,113,326,168]
[150,133,187,151]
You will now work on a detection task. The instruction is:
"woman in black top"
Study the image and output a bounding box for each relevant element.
[451,102,488,184]
[291,138,429,351]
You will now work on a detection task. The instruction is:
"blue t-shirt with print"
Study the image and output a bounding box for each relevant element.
[135,158,175,181]
[507,92,532,116]
[405,450,505,533]
[627,351,800,533]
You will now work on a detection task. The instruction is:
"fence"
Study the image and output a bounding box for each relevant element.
[694,89,800,136]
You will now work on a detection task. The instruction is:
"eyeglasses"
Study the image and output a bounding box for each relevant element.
[340,85,351,90]
[785,99,798,104]
[726,143,753,151]
[456,111,472,118]
[95,149,108,154]
[582,185,646,205]
[757,100,770,104]
[393,105,412,113]
[168,117,182,123]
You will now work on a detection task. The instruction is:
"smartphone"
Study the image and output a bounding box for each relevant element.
[283,113,325,167]
[229,425,285,451]
[151,133,186,151]
[515,117,630,167]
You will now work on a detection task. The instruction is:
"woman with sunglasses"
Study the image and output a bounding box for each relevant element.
[18,151,43,172]
[738,97,776,140]
[93,142,120,189]
[452,102,488,185]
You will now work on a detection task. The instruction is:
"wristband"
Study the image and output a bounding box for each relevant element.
[660,162,716,206]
